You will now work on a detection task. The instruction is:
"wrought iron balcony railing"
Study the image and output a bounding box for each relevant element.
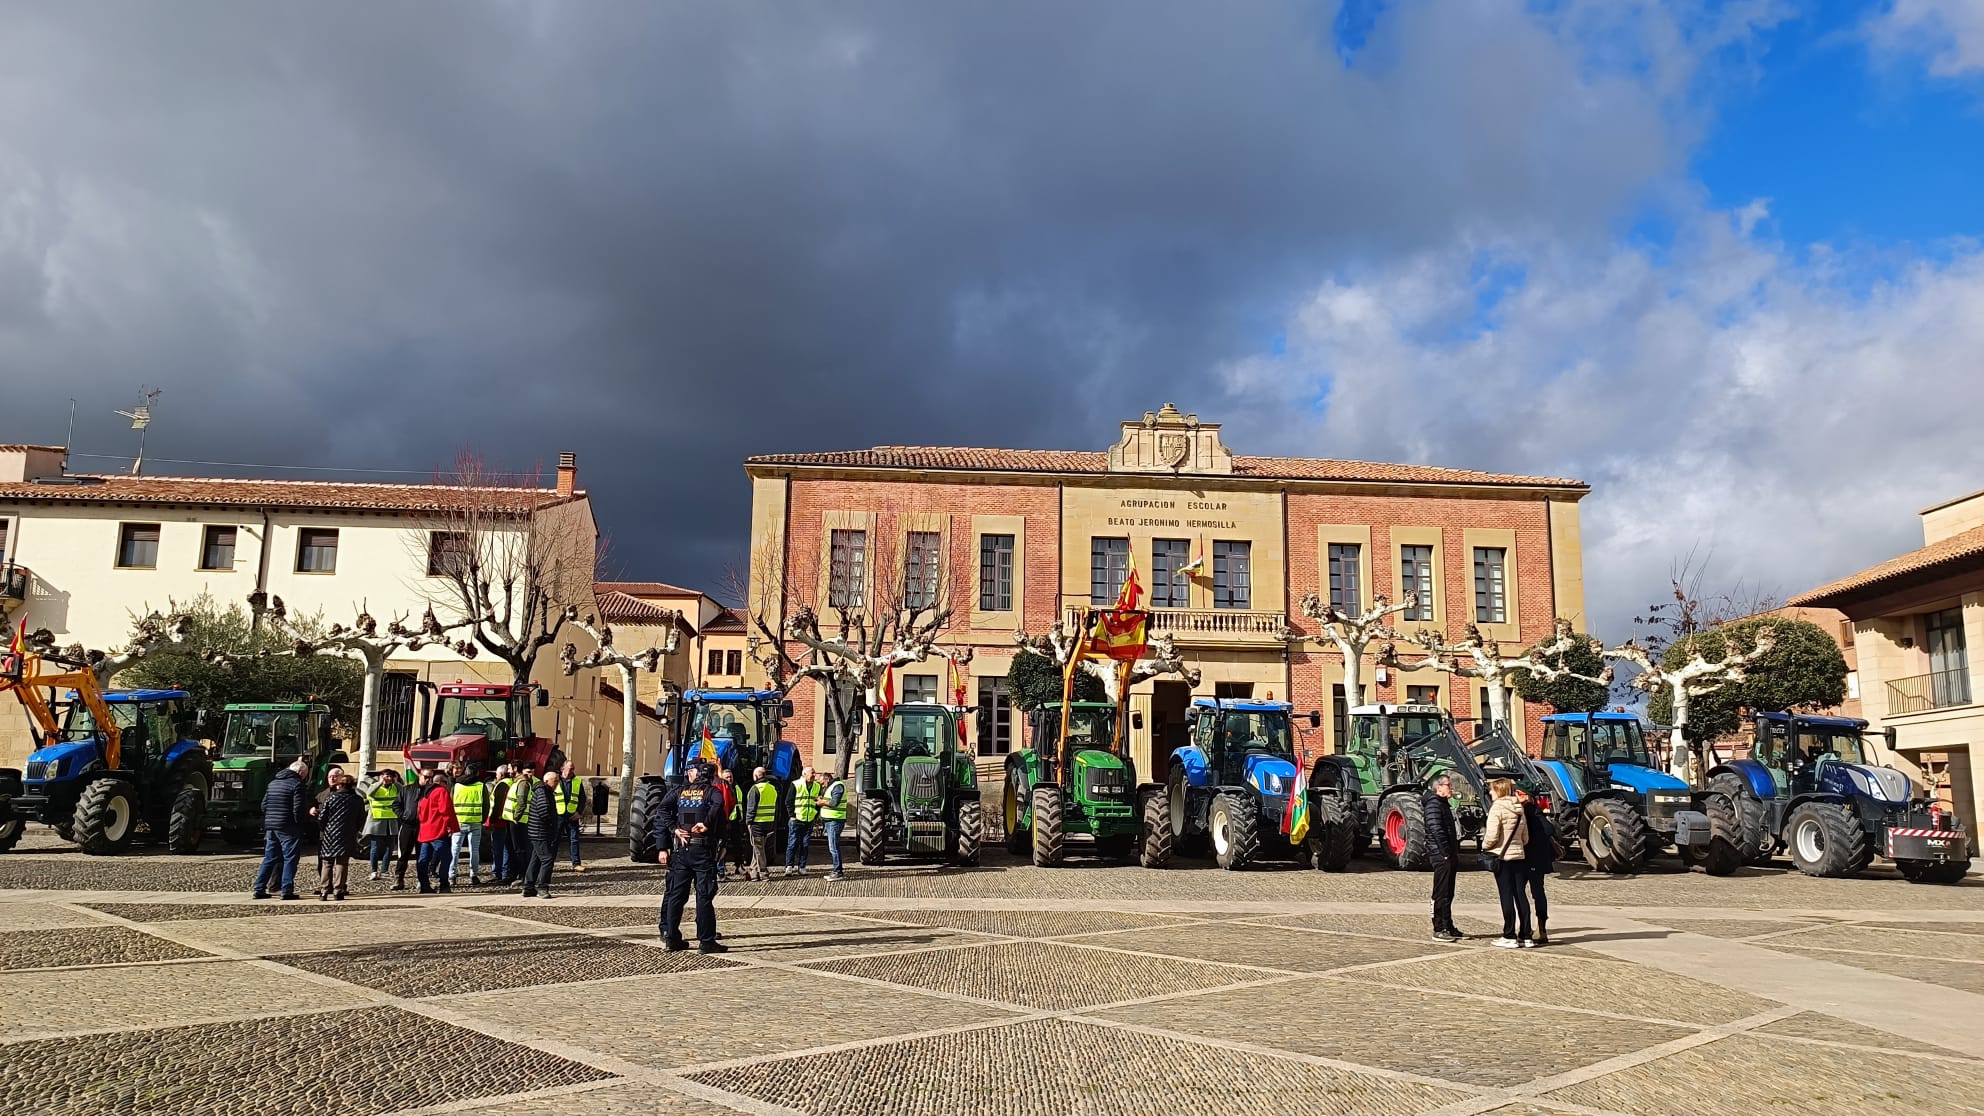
[1886,668,1973,715]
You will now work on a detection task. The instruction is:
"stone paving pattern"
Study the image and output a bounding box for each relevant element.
[1,834,1981,1114]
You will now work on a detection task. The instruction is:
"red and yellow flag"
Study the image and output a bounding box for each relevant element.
[949,657,969,747]
[697,724,719,764]
[877,661,896,724]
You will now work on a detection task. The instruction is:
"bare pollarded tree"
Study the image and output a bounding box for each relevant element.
[560,607,683,828]
[20,609,210,688]
[1289,592,1413,709]
[784,599,952,780]
[415,449,595,689]
[1607,626,1778,779]
[1013,620,1202,704]
[1387,620,1605,732]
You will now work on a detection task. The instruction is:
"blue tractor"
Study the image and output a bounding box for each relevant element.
[1709,712,1969,883]
[1139,698,1339,871]
[626,688,800,863]
[0,649,212,855]
[1533,711,1741,875]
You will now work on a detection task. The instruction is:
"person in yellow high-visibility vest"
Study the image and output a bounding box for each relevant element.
[449,762,490,887]
[555,760,588,873]
[784,767,822,877]
[743,766,779,882]
[818,771,850,882]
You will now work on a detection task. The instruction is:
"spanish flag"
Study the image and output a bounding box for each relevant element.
[1085,607,1149,662]
[1115,548,1145,612]
[697,724,719,765]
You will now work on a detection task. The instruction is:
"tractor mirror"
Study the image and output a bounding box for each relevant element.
[1307,711,1322,728]
[779,700,795,719]
[1884,726,1897,749]
[535,689,550,707]
[1131,711,1144,730]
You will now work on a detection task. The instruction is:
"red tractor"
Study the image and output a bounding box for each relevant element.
[402,682,563,777]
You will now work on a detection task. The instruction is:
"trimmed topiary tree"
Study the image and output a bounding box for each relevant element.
[1006,648,1105,711]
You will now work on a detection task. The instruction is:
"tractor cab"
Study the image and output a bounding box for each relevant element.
[1538,711,1660,802]
[1743,712,1902,804]
[51,689,199,778]
[1342,704,1450,796]
[403,682,558,777]
[663,689,799,785]
[210,703,342,842]
[1184,698,1307,797]
[1028,701,1121,766]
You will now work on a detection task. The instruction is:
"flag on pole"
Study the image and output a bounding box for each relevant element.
[1085,607,1149,662]
[1178,536,1207,580]
[877,662,896,724]
[1115,548,1144,611]
[949,657,969,748]
[697,724,719,765]
[1282,754,1311,845]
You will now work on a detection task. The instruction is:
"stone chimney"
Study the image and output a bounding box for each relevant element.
[0,444,68,483]
[556,452,577,497]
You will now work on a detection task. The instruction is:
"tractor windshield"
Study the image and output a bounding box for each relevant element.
[1801,728,1869,766]
[887,709,951,758]
[1592,719,1650,767]
[1215,711,1294,757]
[222,711,309,759]
[684,702,766,756]
[437,698,516,743]
[60,701,139,741]
[1042,705,1116,753]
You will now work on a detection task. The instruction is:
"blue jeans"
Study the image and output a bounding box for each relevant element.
[450,824,485,883]
[786,821,814,870]
[566,816,584,867]
[822,820,844,873]
[489,825,513,881]
[254,830,301,896]
[417,838,452,891]
[367,834,394,876]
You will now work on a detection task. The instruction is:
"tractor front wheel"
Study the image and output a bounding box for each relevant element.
[1378,793,1428,871]
[628,782,666,863]
[952,796,983,867]
[165,768,209,854]
[1581,799,1649,874]
[1785,802,1866,879]
[857,795,889,866]
[1681,792,1743,876]
[1896,858,1971,884]
[0,801,23,853]
[1003,773,1030,855]
[1138,785,1173,868]
[73,778,139,856]
[1030,785,1066,867]
[1709,772,1772,864]
[1306,793,1354,872]
[1210,791,1261,871]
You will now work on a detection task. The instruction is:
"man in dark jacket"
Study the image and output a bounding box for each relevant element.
[654,763,729,953]
[1518,787,1555,945]
[522,770,562,899]
[314,768,365,901]
[390,769,427,892]
[253,757,313,900]
[1423,774,1464,942]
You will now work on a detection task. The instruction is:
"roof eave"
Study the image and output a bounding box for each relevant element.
[743,459,1588,496]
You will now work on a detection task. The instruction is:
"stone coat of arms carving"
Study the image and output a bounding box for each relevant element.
[1157,432,1190,469]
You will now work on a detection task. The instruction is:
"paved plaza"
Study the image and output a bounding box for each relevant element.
[1,833,1981,1116]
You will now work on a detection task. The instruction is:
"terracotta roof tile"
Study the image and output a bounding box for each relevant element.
[1791,525,1984,606]
[594,590,686,625]
[595,580,707,599]
[745,446,1584,489]
[0,474,578,512]
[705,607,747,631]
[0,444,66,453]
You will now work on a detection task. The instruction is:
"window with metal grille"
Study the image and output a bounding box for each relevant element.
[1472,547,1507,624]
[427,531,471,577]
[1400,544,1434,622]
[976,677,1012,755]
[978,534,1014,612]
[1090,537,1129,605]
[378,672,419,749]
[200,526,237,571]
[1213,541,1251,610]
[905,531,941,610]
[296,528,339,574]
[1327,543,1361,616]
[116,523,160,569]
[829,529,866,610]
[903,674,938,703]
[1151,538,1188,608]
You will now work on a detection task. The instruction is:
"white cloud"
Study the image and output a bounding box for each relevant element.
[1222,209,1984,638]
[1866,0,1984,76]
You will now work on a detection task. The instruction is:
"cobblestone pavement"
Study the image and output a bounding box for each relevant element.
[1,831,1980,1114]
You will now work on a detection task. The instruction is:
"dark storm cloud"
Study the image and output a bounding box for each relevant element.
[0,2,1679,591]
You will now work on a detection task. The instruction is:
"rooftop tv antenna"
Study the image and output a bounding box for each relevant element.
[114,386,162,476]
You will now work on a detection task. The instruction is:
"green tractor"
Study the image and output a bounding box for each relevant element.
[1001,700,1140,866]
[208,703,345,845]
[856,702,982,866]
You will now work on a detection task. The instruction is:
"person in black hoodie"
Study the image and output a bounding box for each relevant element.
[1517,787,1556,945]
[1423,774,1464,942]
[252,757,312,900]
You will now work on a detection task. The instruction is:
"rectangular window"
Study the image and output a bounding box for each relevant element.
[1327,543,1361,616]
[726,649,742,675]
[1472,547,1507,624]
[1478,686,1497,728]
[1213,541,1251,610]
[904,530,941,611]
[902,674,938,704]
[1407,685,1439,705]
[199,525,237,571]
[296,528,339,574]
[821,681,859,755]
[1090,537,1129,605]
[1400,544,1434,622]
[829,529,867,610]
[1151,538,1188,609]
[116,523,160,569]
[976,677,1012,755]
[706,649,725,677]
[1926,607,1971,707]
[1839,619,1855,648]
[1331,684,1347,753]
[427,531,471,577]
[978,534,1015,612]
[0,519,8,560]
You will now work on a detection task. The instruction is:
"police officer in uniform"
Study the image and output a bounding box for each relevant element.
[655,763,729,953]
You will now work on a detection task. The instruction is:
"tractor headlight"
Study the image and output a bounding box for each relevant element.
[1652,794,1689,805]
[1263,774,1284,793]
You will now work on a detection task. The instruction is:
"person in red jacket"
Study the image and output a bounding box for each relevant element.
[415,771,460,894]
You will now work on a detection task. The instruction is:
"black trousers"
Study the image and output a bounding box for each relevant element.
[1525,861,1550,930]
[524,838,556,895]
[1429,858,1457,932]
[1492,859,1532,939]
[661,840,719,945]
[393,826,418,882]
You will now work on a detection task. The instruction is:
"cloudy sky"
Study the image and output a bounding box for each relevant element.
[4,1,1982,636]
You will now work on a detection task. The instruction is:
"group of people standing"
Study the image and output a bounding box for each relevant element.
[1422,774,1555,947]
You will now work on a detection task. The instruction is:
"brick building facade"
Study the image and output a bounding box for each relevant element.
[743,405,1589,777]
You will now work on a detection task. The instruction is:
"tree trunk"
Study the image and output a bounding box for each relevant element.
[356,652,384,775]
[1668,689,1692,779]
[1338,641,1365,709]
[618,661,638,835]
[1485,678,1510,734]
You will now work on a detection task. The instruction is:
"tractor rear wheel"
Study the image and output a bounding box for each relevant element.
[1896,859,1970,884]
[1306,793,1355,872]
[73,778,139,856]
[628,781,666,862]
[1378,793,1429,871]
[165,768,209,854]
[1681,792,1743,876]
[1709,772,1772,864]
[1030,785,1066,867]
[1003,773,1030,855]
[1785,802,1866,879]
[1581,799,1649,874]
[1210,791,1261,871]
[0,802,22,853]
[857,795,889,866]
[1138,785,1173,868]
[952,796,982,867]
